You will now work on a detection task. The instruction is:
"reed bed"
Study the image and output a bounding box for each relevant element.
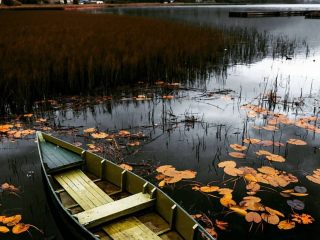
[0,11,295,114]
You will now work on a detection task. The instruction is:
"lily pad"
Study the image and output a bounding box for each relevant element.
[294,186,307,193]
[287,199,305,210]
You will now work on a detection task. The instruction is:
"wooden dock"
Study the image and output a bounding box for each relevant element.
[229,10,320,18]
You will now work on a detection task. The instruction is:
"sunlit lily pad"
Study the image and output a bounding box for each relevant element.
[12,223,30,234]
[261,213,280,225]
[245,212,262,223]
[0,226,10,233]
[229,152,246,159]
[230,144,247,151]
[291,213,314,224]
[278,220,295,230]
[200,186,220,193]
[287,139,307,146]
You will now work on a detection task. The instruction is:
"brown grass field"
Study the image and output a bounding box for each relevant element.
[0,10,279,114]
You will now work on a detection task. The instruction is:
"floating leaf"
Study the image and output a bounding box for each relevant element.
[257,140,274,147]
[162,95,174,100]
[244,174,257,182]
[155,81,165,85]
[290,192,308,197]
[294,186,307,193]
[12,223,30,234]
[218,188,233,195]
[200,186,220,193]
[274,142,285,147]
[91,132,109,139]
[164,175,183,184]
[155,174,166,181]
[243,138,261,144]
[230,144,247,151]
[265,207,285,218]
[205,228,218,238]
[158,180,166,187]
[215,220,229,231]
[246,182,260,192]
[224,167,244,177]
[83,128,96,133]
[218,161,236,168]
[257,166,277,175]
[247,111,257,118]
[287,139,307,145]
[267,118,279,125]
[261,213,280,225]
[262,125,278,131]
[265,154,285,163]
[127,141,140,147]
[278,220,295,230]
[245,212,262,223]
[119,163,133,171]
[282,189,294,194]
[156,165,175,174]
[243,196,261,203]
[36,118,47,123]
[23,113,33,118]
[118,130,131,137]
[179,170,197,179]
[291,213,314,224]
[306,175,320,184]
[2,215,22,226]
[156,165,196,185]
[229,207,247,216]
[256,150,273,156]
[229,152,246,159]
[0,226,9,233]
[287,199,305,210]
[220,197,236,208]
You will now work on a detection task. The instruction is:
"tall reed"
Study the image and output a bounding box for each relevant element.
[0,11,297,114]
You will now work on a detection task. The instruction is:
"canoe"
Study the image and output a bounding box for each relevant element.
[36,131,215,240]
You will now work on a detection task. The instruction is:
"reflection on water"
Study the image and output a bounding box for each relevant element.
[1,4,320,240]
[99,4,320,48]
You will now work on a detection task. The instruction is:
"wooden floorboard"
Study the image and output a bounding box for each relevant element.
[103,217,162,240]
[74,170,113,204]
[54,170,112,210]
[55,174,92,210]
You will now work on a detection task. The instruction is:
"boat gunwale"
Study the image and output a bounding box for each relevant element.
[36,131,100,240]
[36,131,215,240]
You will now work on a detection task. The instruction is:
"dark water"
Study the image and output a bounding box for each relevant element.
[1,4,320,240]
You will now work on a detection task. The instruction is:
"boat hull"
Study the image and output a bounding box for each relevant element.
[40,156,98,240]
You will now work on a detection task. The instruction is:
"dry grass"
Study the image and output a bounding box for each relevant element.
[0,11,292,114]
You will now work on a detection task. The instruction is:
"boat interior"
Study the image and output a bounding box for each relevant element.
[37,132,210,240]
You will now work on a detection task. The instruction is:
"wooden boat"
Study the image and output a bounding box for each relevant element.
[36,131,214,240]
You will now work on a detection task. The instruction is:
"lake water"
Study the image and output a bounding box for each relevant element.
[1,4,320,240]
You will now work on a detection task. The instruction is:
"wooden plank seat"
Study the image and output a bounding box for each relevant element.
[102,216,162,240]
[54,169,113,210]
[75,193,155,228]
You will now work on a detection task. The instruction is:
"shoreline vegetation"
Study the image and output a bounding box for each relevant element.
[0,10,297,114]
[0,1,317,11]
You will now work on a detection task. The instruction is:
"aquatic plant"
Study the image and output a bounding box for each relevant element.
[0,11,300,115]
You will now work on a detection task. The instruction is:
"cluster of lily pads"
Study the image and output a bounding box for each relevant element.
[153,103,320,238]
[0,183,42,236]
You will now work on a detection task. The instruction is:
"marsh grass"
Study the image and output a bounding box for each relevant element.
[0,11,297,114]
